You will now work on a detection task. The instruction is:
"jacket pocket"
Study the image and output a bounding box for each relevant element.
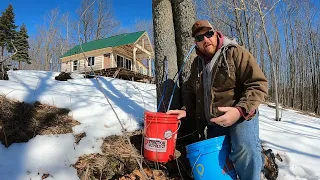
[212,64,236,90]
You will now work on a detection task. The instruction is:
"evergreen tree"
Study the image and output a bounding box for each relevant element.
[0,4,17,57]
[12,24,30,69]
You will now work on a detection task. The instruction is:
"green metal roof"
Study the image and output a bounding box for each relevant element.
[61,31,145,58]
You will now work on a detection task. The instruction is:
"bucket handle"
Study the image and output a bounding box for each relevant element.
[163,120,181,140]
[191,150,203,178]
[144,120,181,140]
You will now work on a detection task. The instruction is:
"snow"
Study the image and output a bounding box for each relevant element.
[260,106,320,180]
[0,70,156,180]
[0,70,319,180]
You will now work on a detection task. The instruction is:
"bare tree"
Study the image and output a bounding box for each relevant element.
[193,0,320,116]
[255,0,281,120]
[134,19,154,45]
[76,0,119,43]
[232,0,246,46]
[27,36,43,70]
[38,9,60,71]
[26,9,70,72]
[153,0,179,112]
[195,0,236,37]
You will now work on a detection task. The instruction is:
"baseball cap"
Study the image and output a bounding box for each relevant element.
[192,20,213,37]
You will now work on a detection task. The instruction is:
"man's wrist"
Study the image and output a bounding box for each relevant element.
[236,106,256,120]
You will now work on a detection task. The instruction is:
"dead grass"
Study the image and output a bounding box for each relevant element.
[0,95,80,147]
[0,96,192,179]
[74,131,142,180]
[74,130,192,180]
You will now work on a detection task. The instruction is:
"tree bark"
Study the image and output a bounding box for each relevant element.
[171,0,197,144]
[171,0,196,83]
[152,0,179,112]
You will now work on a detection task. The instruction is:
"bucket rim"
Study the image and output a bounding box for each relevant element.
[145,120,180,124]
[144,111,178,119]
[186,136,229,152]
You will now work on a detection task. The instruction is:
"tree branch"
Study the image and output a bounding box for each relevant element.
[262,0,282,19]
[0,40,18,63]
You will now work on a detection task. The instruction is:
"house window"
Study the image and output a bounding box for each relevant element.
[116,55,133,70]
[117,55,124,68]
[88,57,95,66]
[125,59,132,70]
[73,60,78,71]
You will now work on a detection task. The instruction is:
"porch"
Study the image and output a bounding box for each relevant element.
[95,67,153,83]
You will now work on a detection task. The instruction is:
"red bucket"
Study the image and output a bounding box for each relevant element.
[143,111,180,163]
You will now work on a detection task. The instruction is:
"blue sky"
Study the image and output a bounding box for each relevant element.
[1,0,319,38]
[0,0,152,37]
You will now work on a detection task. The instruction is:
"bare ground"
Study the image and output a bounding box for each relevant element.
[0,95,80,147]
[0,95,192,179]
[74,130,193,180]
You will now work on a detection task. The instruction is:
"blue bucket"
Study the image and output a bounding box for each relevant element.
[186,136,237,180]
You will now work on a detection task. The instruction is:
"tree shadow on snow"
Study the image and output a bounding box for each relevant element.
[90,78,146,124]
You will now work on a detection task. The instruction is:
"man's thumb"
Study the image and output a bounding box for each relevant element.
[177,114,184,119]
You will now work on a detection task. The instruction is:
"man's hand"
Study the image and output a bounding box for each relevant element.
[210,107,241,127]
[166,110,186,119]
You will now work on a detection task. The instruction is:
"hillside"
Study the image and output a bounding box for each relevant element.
[0,70,319,180]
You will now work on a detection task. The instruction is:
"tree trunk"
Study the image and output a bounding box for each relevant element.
[0,48,9,80]
[240,0,253,52]
[271,11,282,105]
[0,62,9,80]
[171,0,197,144]
[256,0,280,121]
[233,0,245,46]
[152,0,179,112]
[289,22,297,109]
[171,0,196,85]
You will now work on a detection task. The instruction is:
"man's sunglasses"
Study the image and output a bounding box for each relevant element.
[195,31,215,42]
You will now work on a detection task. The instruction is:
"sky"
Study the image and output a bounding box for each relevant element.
[0,0,152,37]
[1,0,319,38]
[0,70,319,179]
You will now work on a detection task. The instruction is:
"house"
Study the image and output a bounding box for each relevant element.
[60,31,154,82]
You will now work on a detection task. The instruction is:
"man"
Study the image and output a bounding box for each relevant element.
[167,20,276,180]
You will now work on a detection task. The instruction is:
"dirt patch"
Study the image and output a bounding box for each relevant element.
[0,95,80,147]
[74,131,142,180]
[74,130,193,180]
[74,132,86,144]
